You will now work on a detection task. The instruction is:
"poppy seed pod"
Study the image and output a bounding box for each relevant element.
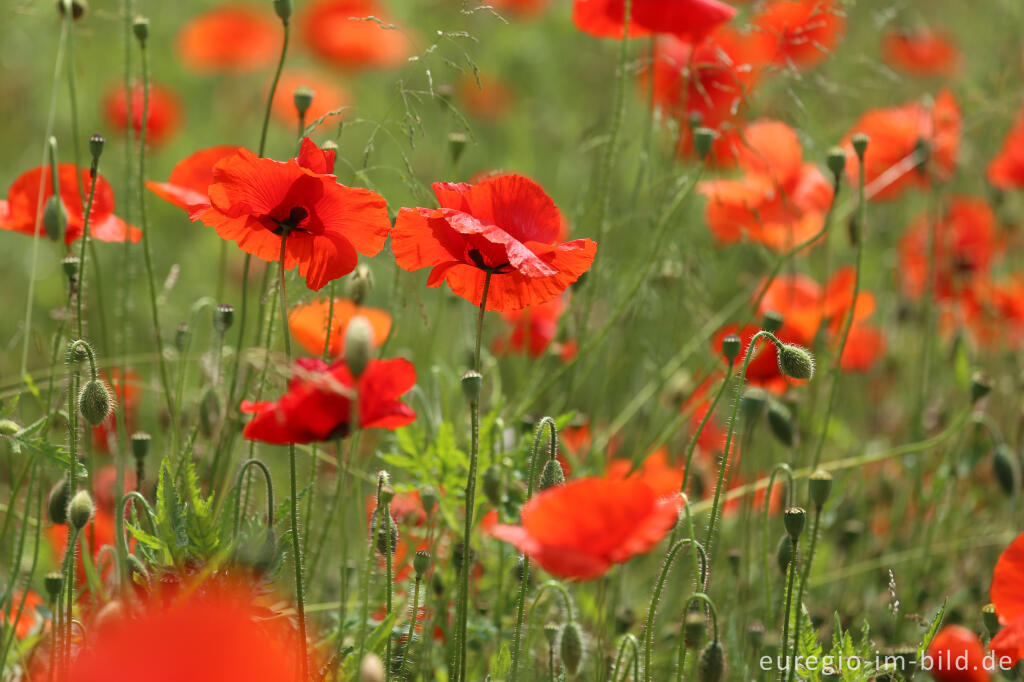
[982,603,1001,636]
[461,370,482,403]
[697,640,725,682]
[47,478,71,524]
[0,419,19,436]
[482,464,503,506]
[273,0,292,22]
[766,401,794,446]
[131,431,151,460]
[132,16,150,43]
[89,134,105,162]
[79,379,113,427]
[57,0,87,20]
[971,371,992,403]
[693,127,715,160]
[344,316,374,378]
[721,334,741,363]
[777,343,815,381]
[44,571,63,602]
[62,256,80,281]
[213,304,234,334]
[448,132,468,164]
[559,621,585,675]
[348,264,373,305]
[413,550,431,579]
[826,146,846,181]
[808,469,833,509]
[993,445,1020,496]
[684,610,707,649]
[293,86,315,117]
[43,195,66,242]
[544,622,559,646]
[539,458,565,490]
[68,490,95,530]
[761,310,784,334]
[784,507,806,540]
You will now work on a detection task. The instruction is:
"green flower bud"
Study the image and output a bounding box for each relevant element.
[808,469,833,509]
[826,146,846,181]
[371,508,398,556]
[693,127,715,160]
[777,343,815,381]
[784,506,806,540]
[132,16,149,43]
[68,489,94,530]
[78,379,113,427]
[539,458,565,490]
[213,303,235,334]
[0,419,19,436]
[345,316,374,378]
[761,310,784,334]
[697,640,725,682]
[47,478,70,524]
[559,621,585,675]
[851,133,869,159]
[721,334,741,363]
[461,370,482,403]
[44,571,63,602]
[413,550,431,579]
[766,400,794,446]
[43,195,66,242]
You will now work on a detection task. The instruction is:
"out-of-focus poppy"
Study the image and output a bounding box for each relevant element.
[241,356,416,444]
[178,6,281,74]
[187,138,391,291]
[458,73,514,121]
[955,277,1024,350]
[147,146,242,211]
[751,0,845,69]
[606,448,684,497]
[271,71,351,128]
[6,591,42,640]
[572,0,736,42]
[70,582,300,682]
[882,28,961,77]
[819,268,886,371]
[391,174,596,311]
[842,88,961,201]
[92,368,141,452]
[560,420,592,457]
[493,295,575,361]
[103,82,182,146]
[990,531,1024,666]
[288,298,392,357]
[988,112,1024,190]
[757,272,823,344]
[925,625,990,682]
[301,0,411,70]
[1,165,140,245]
[488,476,681,580]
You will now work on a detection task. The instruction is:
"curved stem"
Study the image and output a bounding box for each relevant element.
[402,575,423,680]
[120,490,157,556]
[529,580,575,624]
[612,634,640,682]
[232,459,275,534]
[672,593,719,682]
[643,539,708,681]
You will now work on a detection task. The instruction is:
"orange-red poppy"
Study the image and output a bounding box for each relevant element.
[92,368,142,453]
[188,138,390,291]
[572,0,736,42]
[751,0,846,69]
[288,298,392,357]
[493,295,575,361]
[301,0,412,70]
[954,276,1024,350]
[606,448,684,498]
[988,111,1024,190]
[103,81,182,146]
[6,591,42,640]
[391,174,596,311]
[990,531,1024,666]
[757,272,823,344]
[925,625,990,682]
[178,5,281,74]
[459,73,514,121]
[489,476,681,580]
[1,165,140,245]
[147,145,242,211]
[271,70,351,127]
[842,88,961,201]
[882,28,961,77]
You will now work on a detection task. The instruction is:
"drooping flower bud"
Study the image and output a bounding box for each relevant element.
[539,458,565,490]
[808,469,833,509]
[293,87,315,118]
[68,489,94,530]
[697,640,725,682]
[559,621,585,675]
[784,507,806,540]
[43,195,66,242]
[684,610,706,649]
[78,379,113,427]
[461,370,482,403]
[345,316,374,378]
[776,343,815,381]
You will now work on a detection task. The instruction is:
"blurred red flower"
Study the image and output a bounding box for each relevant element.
[103,82,182,146]
[1,165,140,245]
[882,28,961,77]
[178,5,281,74]
[925,625,990,682]
[301,0,412,70]
[988,531,1024,667]
[147,145,242,211]
[493,295,575,361]
[242,356,416,443]
[750,0,846,69]
[488,476,681,580]
[91,368,141,453]
[6,591,42,640]
[606,448,684,498]
[392,174,596,311]
[988,112,1024,190]
[459,73,515,121]
[572,0,735,42]
[288,298,392,358]
[48,508,117,586]
[271,70,351,127]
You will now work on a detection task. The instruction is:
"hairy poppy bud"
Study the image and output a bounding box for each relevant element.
[413,549,431,579]
[684,610,706,649]
[971,371,992,403]
[88,134,105,164]
[693,127,715,160]
[851,133,869,159]
[420,485,438,517]
[461,370,482,403]
[371,509,398,556]
[47,478,70,524]
[345,316,374,378]
[784,507,806,540]
[79,379,113,427]
[0,419,19,436]
[62,256,80,281]
[348,264,374,305]
[993,444,1020,496]
[293,87,314,117]
[982,604,1001,636]
[44,196,66,242]
[766,400,794,446]
[539,458,565,490]
[483,464,502,506]
[697,640,725,682]
[808,469,833,509]
[559,621,585,675]
[57,0,87,20]
[213,303,234,334]
[721,334,741,363]
[44,571,63,602]
[358,654,385,682]
[826,146,846,181]
[273,0,292,22]
[777,343,815,381]
[68,490,94,530]
[776,534,793,574]
[448,132,468,164]
[132,16,149,43]
[761,310,784,334]
[131,431,151,460]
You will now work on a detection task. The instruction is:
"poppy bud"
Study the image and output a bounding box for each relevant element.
[371,509,398,556]
[766,400,794,446]
[79,379,113,427]
[461,370,482,403]
[559,621,585,675]
[784,507,806,540]
[826,146,846,181]
[413,549,431,579]
[273,0,292,22]
[345,316,374,378]
[213,303,234,334]
[47,478,70,524]
[448,132,468,164]
[0,419,19,436]
[851,133,869,159]
[777,343,815,381]
[358,654,386,682]
[348,264,374,305]
[693,127,715,160]
[539,458,565,490]
[131,431,151,460]
[761,310,784,334]
[776,534,793,574]
[57,0,87,20]
[420,485,438,517]
[970,371,992,403]
[293,86,315,117]
[43,195,66,242]
[62,256,80,281]
[44,571,63,602]
[88,133,105,164]
[741,387,769,421]
[721,334,741,363]
[482,464,502,506]
[68,490,94,530]
[174,323,190,353]
[544,622,559,646]
[993,444,1020,496]
[697,640,725,682]
[132,16,149,43]
[199,387,221,437]
[808,469,833,509]
[982,603,1001,636]
[684,610,706,649]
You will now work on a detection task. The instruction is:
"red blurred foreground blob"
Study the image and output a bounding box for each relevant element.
[572,0,736,42]
[70,585,301,682]
[988,112,1024,190]
[882,28,961,77]
[925,625,990,682]
[990,530,1024,666]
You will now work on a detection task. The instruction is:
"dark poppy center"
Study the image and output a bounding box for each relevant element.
[467,248,513,275]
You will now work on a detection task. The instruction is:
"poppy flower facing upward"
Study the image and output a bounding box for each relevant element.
[186,138,391,291]
[178,5,281,74]
[988,112,1024,190]
[288,298,392,357]
[573,0,736,42]
[882,28,962,77]
[391,174,597,311]
[301,0,412,70]
[103,81,182,146]
[242,356,416,444]
[488,476,682,580]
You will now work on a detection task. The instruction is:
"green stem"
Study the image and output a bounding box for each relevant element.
[74,168,99,342]
[259,19,291,158]
[789,507,821,682]
[356,476,384,679]
[62,526,80,680]
[762,464,794,621]
[643,540,708,681]
[402,575,423,680]
[612,634,640,682]
[780,538,799,682]
[384,497,394,682]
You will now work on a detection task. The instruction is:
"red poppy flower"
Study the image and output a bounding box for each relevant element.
[1,165,140,245]
[6,591,42,640]
[301,0,412,70]
[882,28,961,77]
[680,372,728,456]
[819,267,886,371]
[990,531,1024,666]
[493,295,574,360]
[489,476,681,580]
[242,356,416,444]
[459,73,515,121]
[954,277,1024,350]
[606,448,684,498]
[391,174,596,311]
[103,81,182,146]
[147,145,243,211]
[92,368,142,452]
[757,272,823,344]
[842,88,961,201]
[178,5,281,74]
[560,421,592,457]
[988,112,1024,190]
[271,70,351,127]
[751,0,846,69]
[70,583,300,682]
[287,298,392,357]
[925,625,990,682]
[189,138,391,291]
[713,323,804,394]
[572,0,736,42]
